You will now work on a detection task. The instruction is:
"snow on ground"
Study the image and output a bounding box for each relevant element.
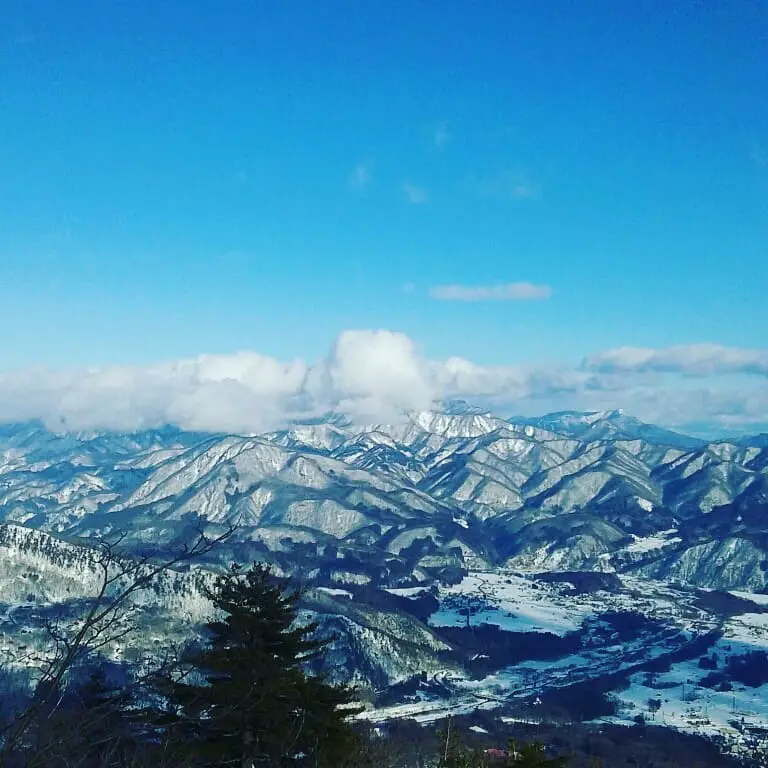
[610,662,768,746]
[458,624,693,704]
[635,497,654,512]
[731,590,768,606]
[315,586,353,599]
[429,572,596,636]
[726,611,768,644]
[385,586,431,598]
[365,570,768,758]
[608,610,768,756]
[623,528,682,554]
[358,696,500,725]
[429,571,714,638]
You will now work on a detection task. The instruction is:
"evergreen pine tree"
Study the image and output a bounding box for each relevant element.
[74,665,137,762]
[19,664,137,767]
[160,563,360,767]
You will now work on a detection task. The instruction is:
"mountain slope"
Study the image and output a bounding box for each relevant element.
[512,409,707,450]
[0,409,766,590]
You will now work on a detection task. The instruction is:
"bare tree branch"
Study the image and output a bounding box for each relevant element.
[0,518,236,762]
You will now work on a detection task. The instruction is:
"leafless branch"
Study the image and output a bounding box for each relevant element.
[0,519,236,762]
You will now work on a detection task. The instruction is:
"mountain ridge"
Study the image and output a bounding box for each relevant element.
[1,407,766,591]
[2,407,768,757]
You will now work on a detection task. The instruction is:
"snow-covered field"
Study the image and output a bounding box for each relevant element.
[428,572,597,636]
[363,571,768,758]
[622,528,683,554]
[608,616,768,757]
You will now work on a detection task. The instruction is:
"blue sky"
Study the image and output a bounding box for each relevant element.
[1,2,767,433]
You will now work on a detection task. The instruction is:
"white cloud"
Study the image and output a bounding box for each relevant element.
[0,334,766,436]
[325,330,434,421]
[583,344,768,377]
[348,160,372,189]
[429,282,553,301]
[0,353,310,435]
[401,182,428,204]
[433,121,450,149]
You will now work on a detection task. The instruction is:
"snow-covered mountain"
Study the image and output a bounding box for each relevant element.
[2,407,768,756]
[1,408,767,591]
[512,409,706,450]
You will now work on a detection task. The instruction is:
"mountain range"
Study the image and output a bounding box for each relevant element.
[1,407,768,758]
[1,407,766,591]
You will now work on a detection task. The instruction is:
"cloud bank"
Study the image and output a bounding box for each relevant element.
[583,344,768,377]
[0,333,766,436]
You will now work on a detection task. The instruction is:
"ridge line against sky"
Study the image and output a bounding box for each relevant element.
[1,2,766,433]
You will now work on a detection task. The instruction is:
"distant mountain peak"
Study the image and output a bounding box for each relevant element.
[439,399,492,416]
[510,409,704,449]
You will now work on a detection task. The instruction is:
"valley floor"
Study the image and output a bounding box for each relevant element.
[360,570,768,762]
